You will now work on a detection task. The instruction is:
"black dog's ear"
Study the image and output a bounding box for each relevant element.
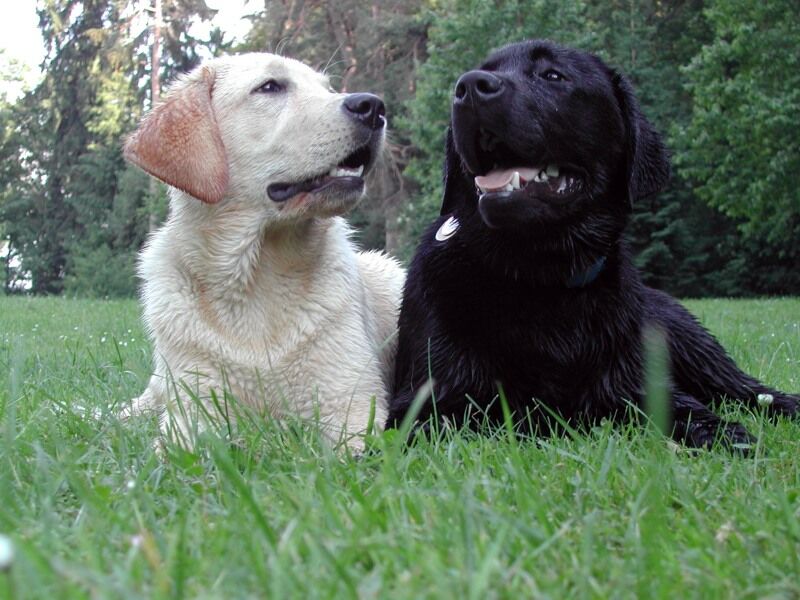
[440,127,473,216]
[612,72,671,205]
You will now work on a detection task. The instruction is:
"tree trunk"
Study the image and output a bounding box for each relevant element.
[324,6,358,91]
[149,0,162,232]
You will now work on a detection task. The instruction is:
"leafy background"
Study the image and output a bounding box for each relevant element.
[1,0,798,298]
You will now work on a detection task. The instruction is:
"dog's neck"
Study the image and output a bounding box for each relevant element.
[168,192,341,302]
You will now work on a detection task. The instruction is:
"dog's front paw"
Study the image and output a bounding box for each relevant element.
[718,421,757,455]
[677,419,756,455]
[119,390,160,421]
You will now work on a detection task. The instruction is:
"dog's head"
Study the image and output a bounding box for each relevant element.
[124,53,385,221]
[442,40,670,233]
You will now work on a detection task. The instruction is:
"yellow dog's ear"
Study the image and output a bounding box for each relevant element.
[124,66,228,204]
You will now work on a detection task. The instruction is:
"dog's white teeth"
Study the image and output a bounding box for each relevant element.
[546,164,560,178]
[329,166,364,178]
[510,171,521,190]
[502,183,514,192]
[557,176,568,194]
[534,170,547,183]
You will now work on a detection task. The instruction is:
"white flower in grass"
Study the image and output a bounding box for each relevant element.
[757,394,774,408]
[0,533,14,571]
[715,521,736,544]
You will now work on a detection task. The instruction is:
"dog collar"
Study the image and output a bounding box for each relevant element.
[567,257,606,288]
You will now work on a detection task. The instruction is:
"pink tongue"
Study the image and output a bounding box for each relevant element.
[475,167,541,191]
[475,169,515,191]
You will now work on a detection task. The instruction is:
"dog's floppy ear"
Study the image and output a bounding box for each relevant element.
[440,127,473,216]
[124,66,228,204]
[612,72,670,206]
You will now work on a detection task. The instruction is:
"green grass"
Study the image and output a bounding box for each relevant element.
[0,296,798,599]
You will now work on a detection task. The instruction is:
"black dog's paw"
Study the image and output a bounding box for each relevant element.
[677,418,756,455]
[718,421,758,455]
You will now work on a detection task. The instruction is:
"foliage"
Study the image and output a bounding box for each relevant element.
[0,296,798,596]
[0,0,222,297]
[674,0,800,293]
[1,0,799,296]
[0,58,28,293]
[20,0,164,294]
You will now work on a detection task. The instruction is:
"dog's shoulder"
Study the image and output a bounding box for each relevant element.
[356,249,405,289]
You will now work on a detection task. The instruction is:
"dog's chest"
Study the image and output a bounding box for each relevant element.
[201,281,347,359]
[427,260,636,382]
[432,273,580,348]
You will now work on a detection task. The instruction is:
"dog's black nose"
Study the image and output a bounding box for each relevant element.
[343,93,386,130]
[454,70,504,104]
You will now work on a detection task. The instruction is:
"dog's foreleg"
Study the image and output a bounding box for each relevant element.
[119,380,162,420]
[650,292,799,417]
[151,370,239,451]
[315,399,381,455]
[667,321,799,417]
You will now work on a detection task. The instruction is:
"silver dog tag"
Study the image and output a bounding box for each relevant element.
[435,216,460,242]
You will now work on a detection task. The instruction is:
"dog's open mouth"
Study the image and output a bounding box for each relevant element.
[474,165,584,203]
[267,144,373,203]
[467,129,585,204]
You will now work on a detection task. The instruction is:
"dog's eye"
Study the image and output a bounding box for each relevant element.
[541,69,565,82]
[254,79,284,94]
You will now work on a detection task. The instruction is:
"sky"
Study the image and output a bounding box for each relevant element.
[0,0,256,100]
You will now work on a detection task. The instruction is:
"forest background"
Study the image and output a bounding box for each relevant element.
[0,0,797,298]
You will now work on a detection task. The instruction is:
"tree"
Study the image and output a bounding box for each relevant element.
[0,52,28,293]
[675,0,800,293]
[0,0,223,296]
[2,0,798,297]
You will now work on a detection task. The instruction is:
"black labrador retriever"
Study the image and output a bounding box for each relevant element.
[388,40,798,449]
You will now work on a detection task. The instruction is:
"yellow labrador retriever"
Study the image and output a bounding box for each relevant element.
[123,54,404,450]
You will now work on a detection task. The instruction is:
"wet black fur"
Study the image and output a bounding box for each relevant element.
[387,40,798,449]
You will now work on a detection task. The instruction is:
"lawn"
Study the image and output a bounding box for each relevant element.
[0,296,798,598]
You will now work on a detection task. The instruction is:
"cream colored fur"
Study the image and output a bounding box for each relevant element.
[124,53,404,450]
